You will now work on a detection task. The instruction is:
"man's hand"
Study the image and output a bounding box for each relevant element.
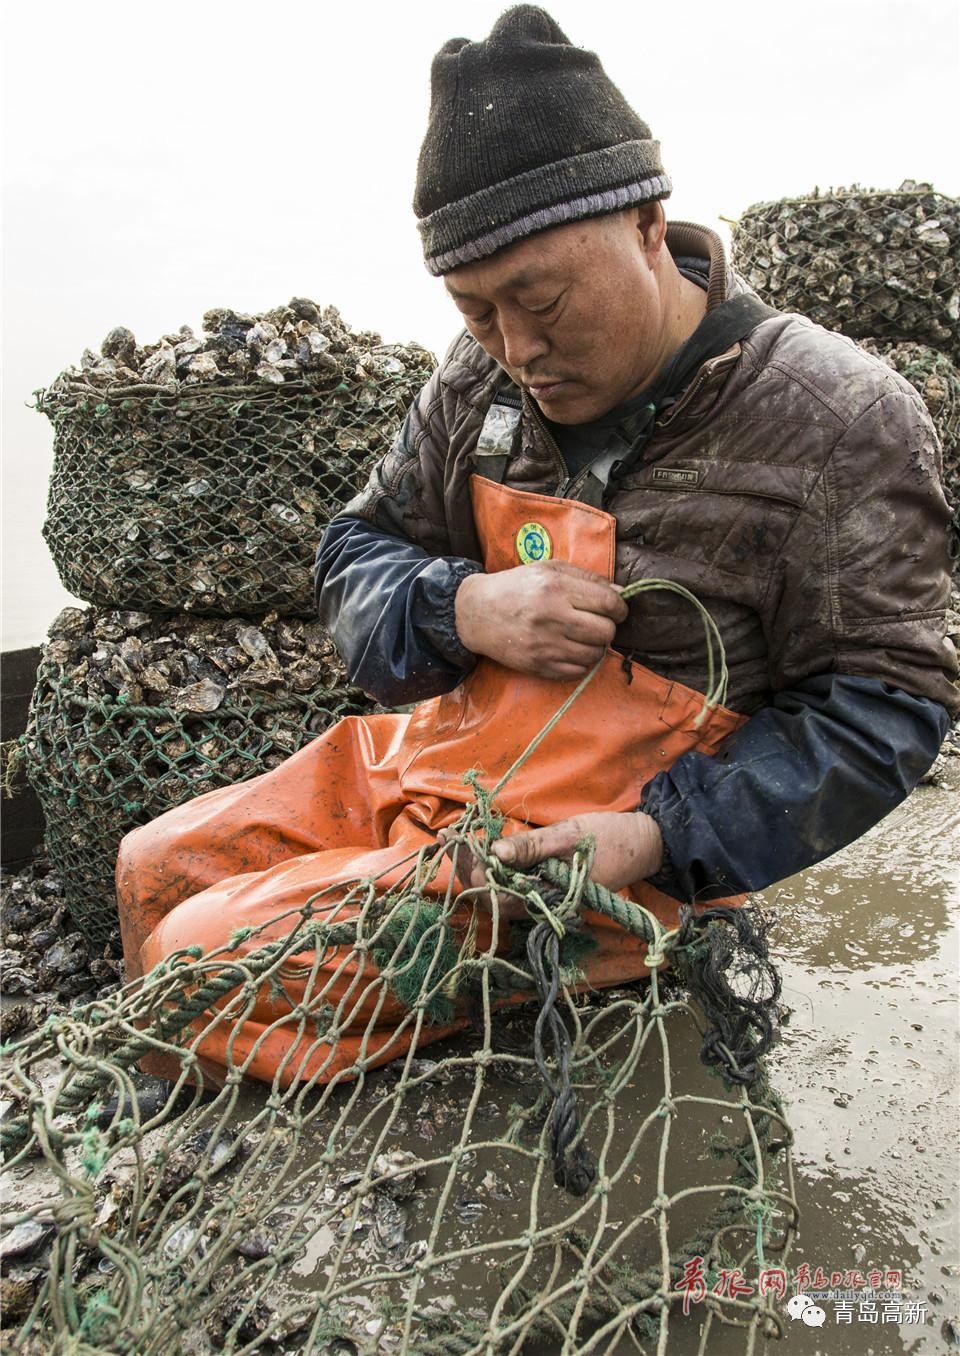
[447,812,664,906]
[491,811,664,892]
[454,561,628,679]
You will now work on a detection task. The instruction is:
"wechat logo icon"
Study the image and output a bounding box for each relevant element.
[786,1294,826,1326]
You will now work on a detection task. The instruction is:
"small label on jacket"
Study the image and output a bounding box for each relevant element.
[652,467,700,488]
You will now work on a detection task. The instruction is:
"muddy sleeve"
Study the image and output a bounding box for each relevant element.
[314,515,481,705]
[638,675,950,902]
[767,385,959,715]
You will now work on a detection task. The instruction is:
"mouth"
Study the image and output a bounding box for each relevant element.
[524,379,570,401]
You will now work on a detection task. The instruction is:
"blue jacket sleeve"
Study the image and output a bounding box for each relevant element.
[639,675,950,902]
[314,515,483,706]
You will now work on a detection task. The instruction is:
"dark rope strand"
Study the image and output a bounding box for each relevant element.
[526,920,596,1196]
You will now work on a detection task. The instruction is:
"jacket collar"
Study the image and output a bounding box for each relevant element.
[653,222,751,434]
[666,221,730,312]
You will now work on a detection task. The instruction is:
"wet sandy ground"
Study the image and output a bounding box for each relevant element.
[748,764,960,1355]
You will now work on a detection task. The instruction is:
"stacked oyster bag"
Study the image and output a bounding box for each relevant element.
[24,301,435,946]
[731,182,960,567]
[38,300,434,614]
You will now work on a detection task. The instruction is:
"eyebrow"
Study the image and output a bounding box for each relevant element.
[445,268,553,301]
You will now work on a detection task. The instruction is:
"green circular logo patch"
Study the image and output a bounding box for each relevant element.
[516,522,552,564]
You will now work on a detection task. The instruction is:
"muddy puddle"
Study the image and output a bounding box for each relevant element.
[1,769,956,1354]
[755,765,960,1355]
[267,1005,788,1352]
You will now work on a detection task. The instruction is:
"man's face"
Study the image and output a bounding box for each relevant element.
[444,207,669,424]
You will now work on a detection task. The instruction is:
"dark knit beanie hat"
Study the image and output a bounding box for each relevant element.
[414,5,671,276]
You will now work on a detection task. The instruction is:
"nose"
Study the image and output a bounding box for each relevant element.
[499,310,549,373]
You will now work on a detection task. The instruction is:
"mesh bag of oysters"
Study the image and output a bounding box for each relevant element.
[19,299,435,946]
[731,182,959,357]
[35,300,435,615]
[19,607,376,947]
[731,182,960,564]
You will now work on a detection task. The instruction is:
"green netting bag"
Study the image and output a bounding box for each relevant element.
[20,607,376,946]
[731,183,960,360]
[35,302,435,616]
[3,581,798,1354]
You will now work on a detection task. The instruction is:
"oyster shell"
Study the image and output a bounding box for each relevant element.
[173,678,225,713]
[0,1223,49,1262]
[101,327,137,366]
[141,344,177,386]
[372,1150,424,1201]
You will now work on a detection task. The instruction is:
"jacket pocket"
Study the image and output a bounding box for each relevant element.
[618,459,814,507]
[615,460,814,577]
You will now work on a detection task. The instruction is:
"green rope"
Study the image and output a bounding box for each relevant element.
[370,902,460,1023]
[486,576,727,807]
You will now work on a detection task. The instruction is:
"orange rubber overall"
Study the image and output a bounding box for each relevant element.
[117,477,745,1085]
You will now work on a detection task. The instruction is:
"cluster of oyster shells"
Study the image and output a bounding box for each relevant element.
[28,303,433,934]
[37,302,434,616]
[42,300,435,392]
[37,605,356,710]
[21,607,375,942]
[732,182,959,358]
[0,859,121,1041]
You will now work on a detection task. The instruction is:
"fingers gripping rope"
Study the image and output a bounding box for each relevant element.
[484,576,729,810]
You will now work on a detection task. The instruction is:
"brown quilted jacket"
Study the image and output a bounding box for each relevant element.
[346,223,959,718]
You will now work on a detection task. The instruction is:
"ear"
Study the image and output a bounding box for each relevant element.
[636,201,667,258]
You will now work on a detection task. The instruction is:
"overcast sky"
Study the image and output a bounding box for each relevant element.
[3,0,959,649]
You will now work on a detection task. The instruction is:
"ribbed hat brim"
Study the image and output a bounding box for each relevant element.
[419,142,670,275]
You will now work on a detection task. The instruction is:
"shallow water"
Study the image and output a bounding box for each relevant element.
[754,766,959,1355]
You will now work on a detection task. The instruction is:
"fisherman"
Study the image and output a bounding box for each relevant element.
[117,6,958,1084]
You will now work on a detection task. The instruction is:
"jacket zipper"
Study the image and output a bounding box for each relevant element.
[519,352,732,498]
[521,393,572,493]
